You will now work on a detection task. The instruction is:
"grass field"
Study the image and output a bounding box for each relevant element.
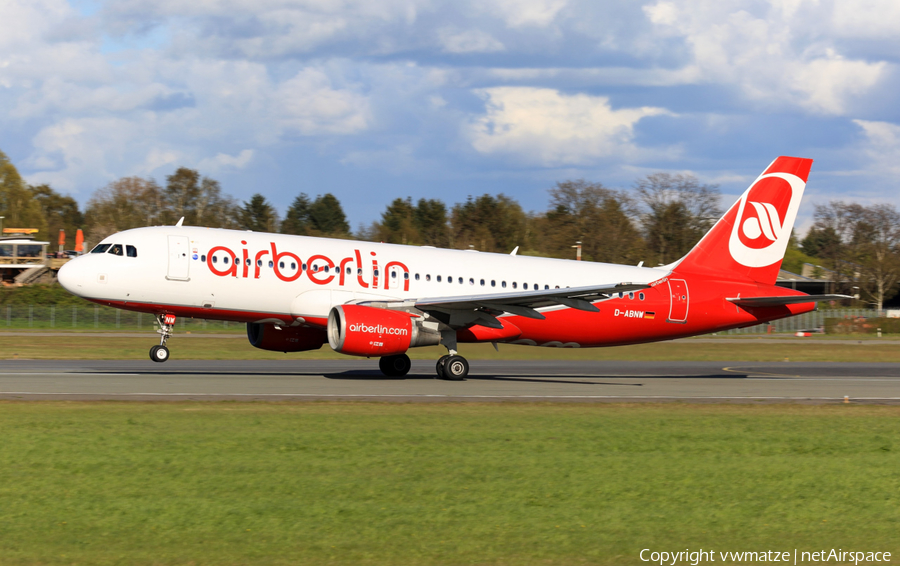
[2,334,900,362]
[0,402,897,565]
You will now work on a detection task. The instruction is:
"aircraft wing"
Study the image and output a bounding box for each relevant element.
[727,294,851,307]
[409,282,649,328]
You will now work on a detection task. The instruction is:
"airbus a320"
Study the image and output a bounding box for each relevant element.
[58,156,846,379]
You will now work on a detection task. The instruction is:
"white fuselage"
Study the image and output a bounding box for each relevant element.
[59,226,668,325]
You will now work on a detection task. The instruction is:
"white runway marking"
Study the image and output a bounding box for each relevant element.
[2,391,900,401]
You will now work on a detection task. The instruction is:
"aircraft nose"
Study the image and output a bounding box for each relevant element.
[57,259,83,295]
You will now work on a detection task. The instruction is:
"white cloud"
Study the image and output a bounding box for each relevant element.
[853,119,900,177]
[467,87,671,166]
[439,29,505,53]
[642,0,888,115]
[486,0,568,28]
[198,149,255,172]
[272,68,370,136]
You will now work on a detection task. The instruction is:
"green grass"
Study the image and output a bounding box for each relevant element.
[0,402,897,565]
[2,335,900,362]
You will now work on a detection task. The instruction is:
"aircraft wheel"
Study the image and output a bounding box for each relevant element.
[150,345,170,363]
[379,354,411,377]
[442,355,469,381]
[435,355,450,378]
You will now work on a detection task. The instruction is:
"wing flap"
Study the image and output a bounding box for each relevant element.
[414,282,649,314]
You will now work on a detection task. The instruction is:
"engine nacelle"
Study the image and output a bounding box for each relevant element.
[327,305,440,357]
[246,322,327,352]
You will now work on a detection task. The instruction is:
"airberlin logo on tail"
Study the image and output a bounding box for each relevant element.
[728,172,806,268]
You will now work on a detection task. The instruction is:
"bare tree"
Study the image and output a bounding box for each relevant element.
[855,204,900,310]
[634,173,720,265]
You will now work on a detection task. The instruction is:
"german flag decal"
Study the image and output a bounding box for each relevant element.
[644,312,656,320]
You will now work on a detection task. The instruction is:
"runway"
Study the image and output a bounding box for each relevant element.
[0,359,899,403]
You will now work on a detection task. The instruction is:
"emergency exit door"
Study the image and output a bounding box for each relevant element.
[167,235,190,281]
[667,279,688,323]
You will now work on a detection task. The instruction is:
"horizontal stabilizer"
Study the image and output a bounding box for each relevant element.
[727,294,851,307]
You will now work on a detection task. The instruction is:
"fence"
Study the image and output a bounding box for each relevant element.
[721,309,885,334]
[0,304,888,334]
[1,304,243,332]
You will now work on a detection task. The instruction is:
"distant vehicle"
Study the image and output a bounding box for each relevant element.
[59,156,847,378]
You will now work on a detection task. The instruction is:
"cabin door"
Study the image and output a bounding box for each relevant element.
[167,235,191,281]
[667,279,689,323]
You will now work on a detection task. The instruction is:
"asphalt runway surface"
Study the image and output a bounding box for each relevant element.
[0,359,899,403]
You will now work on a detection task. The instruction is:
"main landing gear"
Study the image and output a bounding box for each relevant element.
[436,354,469,380]
[379,354,412,377]
[150,313,176,363]
[434,328,469,380]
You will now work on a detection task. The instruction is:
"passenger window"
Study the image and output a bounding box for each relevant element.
[544,285,549,290]
[502,281,507,288]
[374,269,379,277]
[324,266,330,273]
[357,268,362,275]
[108,244,124,256]
[90,243,111,254]
[302,263,307,271]
[212,256,218,264]
[629,292,634,300]
[404,272,409,280]
[257,259,262,267]
[347,267,352,275]
[639,292,645,301]
[469,278,474,285]
[437,275,442,282]
[246,258,251,266]
[126,245,137,257]
[280,261,285,269]
[224,256,230,265]
[290,262,296,269]
[534,284,538,290]
[480,279,485,286]
[201,255,206,262]
[448,276,452,283]
[491,280,496,287]
[512,282,518,289]
[415,273,420,281]
[268,261,274,268]
[458,277,463,284]
[391,271,397,278]
[426,274,431,281]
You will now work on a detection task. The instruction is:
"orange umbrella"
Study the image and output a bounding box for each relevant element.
[75,229,84,253]
[58,229,65,246]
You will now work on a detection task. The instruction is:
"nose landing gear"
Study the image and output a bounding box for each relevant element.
[150,313,176,363]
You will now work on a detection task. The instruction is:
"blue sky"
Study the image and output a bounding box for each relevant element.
[2,0,899,233]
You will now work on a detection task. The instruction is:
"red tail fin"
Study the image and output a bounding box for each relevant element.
[671,156,812,285]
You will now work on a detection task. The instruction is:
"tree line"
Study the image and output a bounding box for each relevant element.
[1,149,898,306]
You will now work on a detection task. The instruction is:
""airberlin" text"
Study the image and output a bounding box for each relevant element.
[205,241,409,291]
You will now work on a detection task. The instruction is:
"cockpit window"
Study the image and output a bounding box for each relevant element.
[91,244,111,254]
[108,244,124,256]
[126,245,137,258]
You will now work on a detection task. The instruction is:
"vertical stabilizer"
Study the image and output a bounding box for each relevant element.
[671,156,812,285]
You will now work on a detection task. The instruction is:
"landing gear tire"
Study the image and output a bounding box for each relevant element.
[150,345,170,363]
[442,355,469,381]
[435,355,450,378]
[379,354,411,377]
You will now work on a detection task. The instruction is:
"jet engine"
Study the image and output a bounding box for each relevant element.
[246,322,327,352]
[327,304,441,357]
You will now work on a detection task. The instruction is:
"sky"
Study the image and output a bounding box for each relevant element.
[2,0,899,232]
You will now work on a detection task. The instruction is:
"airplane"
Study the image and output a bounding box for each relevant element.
[58,156,847,379]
